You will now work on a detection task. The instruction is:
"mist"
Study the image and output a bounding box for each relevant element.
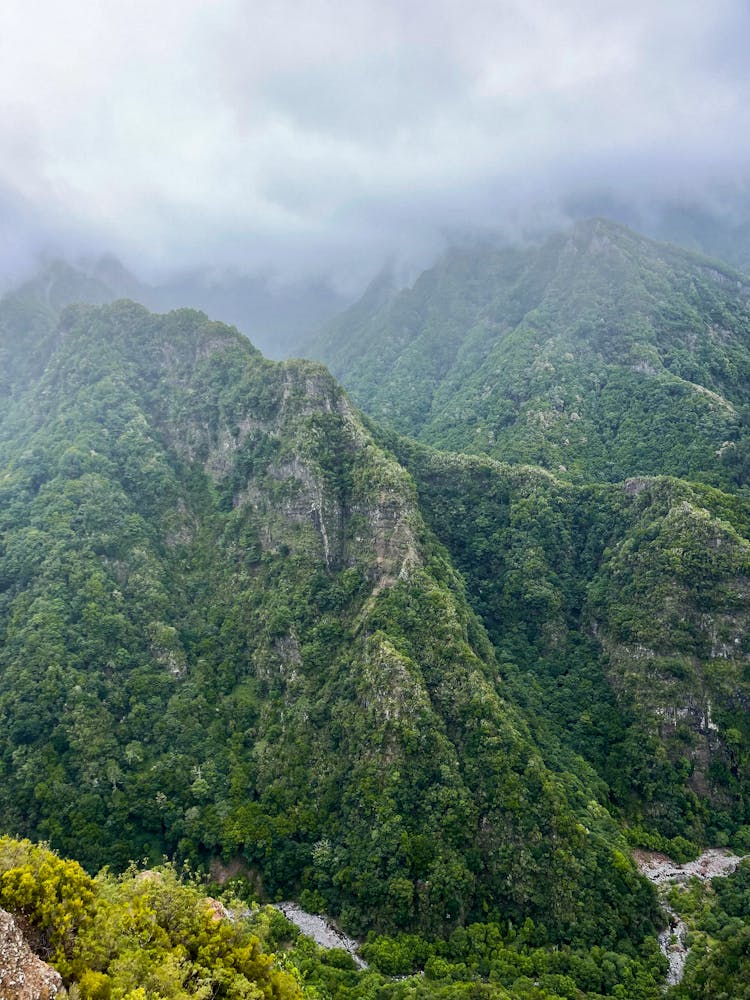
[1,0,749,293]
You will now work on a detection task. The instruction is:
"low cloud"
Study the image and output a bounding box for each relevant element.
[0,0,748,289]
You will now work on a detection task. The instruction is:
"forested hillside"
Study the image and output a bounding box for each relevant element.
[2,228,750,997]
[388,438,750,850]
[305,220,750,486]
[0,300,662,949]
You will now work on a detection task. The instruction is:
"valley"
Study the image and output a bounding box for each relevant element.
[0,221,749,998]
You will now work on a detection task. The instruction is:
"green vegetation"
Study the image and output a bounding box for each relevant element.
[305,220,750,487]
[3,219,750,996]
[0,300,663,952]
[0,835,671,1000]
[387,439,750,848]
[667,860,750,998]
[0,836,301,999]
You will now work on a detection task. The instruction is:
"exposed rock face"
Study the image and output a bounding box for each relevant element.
[0,908,62,1000]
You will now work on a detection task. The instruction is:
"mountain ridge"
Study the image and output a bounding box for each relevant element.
[3,225,750,995]
[303,218,750,487]
[0,299,663,946]
[383,434,750,843]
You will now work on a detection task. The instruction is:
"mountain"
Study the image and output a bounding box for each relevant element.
[0,254,348,362]
[304,219,750,487]
[388,438,750,848]
[4,275,750,995]
[0,298,666,949]
[144,267,348,360]
[298,215,750,850]
[560,189,750,277]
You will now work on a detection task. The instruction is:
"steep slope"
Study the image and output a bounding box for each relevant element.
[0,301,656,945]
[390,436,750,849]
[305,220,750,486]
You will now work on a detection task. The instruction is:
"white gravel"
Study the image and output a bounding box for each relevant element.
[274,903,368,969]
[635,848,748,986]
[634,847,747,886]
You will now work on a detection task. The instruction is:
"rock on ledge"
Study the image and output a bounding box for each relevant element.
[0,908,62,1000]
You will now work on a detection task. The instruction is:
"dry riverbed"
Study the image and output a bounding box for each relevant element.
[274,902,368,969]
[275,851,748,987]
[635,848,747,986]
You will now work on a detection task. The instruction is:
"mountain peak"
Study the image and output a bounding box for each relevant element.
[303,220,750,487]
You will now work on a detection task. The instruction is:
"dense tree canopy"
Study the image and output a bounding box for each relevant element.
[0,300,666,949]
[305,220,750,488]
[2,221,750,997]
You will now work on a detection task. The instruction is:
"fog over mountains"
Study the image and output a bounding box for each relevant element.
[3,210,750,998]
[1,0,750,289]
[3,3,750,998]
[0,254,349,360]
[3,0,750,362]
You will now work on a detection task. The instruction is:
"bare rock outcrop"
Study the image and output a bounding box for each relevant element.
[0,908,62,1000]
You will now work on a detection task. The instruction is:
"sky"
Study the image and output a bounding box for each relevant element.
[0,0,749,289]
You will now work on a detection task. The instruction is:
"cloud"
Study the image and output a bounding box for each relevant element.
[0,0,748,286]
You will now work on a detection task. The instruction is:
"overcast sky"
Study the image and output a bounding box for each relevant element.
[0,0,748,288]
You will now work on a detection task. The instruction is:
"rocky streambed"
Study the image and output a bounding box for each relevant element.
[635,848,747,986]
[276,852,749,987]
[274,902,368,969]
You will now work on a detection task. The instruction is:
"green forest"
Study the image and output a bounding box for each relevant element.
[1,223,750,998]
[306,219,750,487]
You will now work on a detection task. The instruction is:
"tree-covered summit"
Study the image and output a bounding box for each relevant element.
[304,219,750,487]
